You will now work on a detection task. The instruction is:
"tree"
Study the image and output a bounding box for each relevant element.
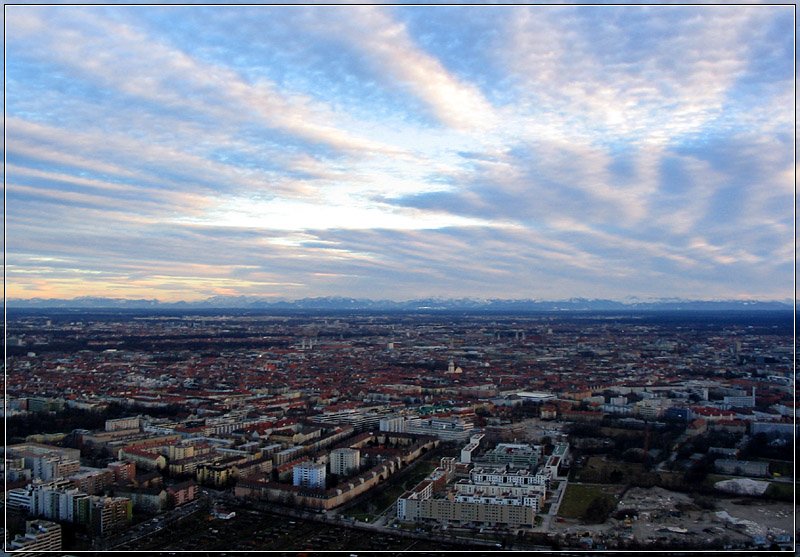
[584,496,615,523]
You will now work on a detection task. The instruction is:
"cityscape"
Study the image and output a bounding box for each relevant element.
[3,305,795,552]
[4,4,795,555]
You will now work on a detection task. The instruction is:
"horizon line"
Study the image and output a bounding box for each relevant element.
[5,294,793,304]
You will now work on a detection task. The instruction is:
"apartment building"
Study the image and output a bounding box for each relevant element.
[105,416,141,431]
[379,415,406,433]
[397,441,567,529]
[292,461,326,490]
[329,448,360,476]
[8,520,62,554]
[472,443,542,470]
[404,416,475,442]
[7,443,82,481]
[398,489,537,528]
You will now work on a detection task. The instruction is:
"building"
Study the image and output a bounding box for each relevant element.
[397,445,550,530]
[460,433,484,464]
[398,486,538,528]
[117,447,167,471]
[27,398,65,413]
[635,398,671,420]
[541,443,569,479]
[454,471,547,513]
[196,462,236,487]
[167,480,198,507]
[329,448,360,476]
[7,482,81,523]
[8,520,62,554]
[714,459,770,478]
[273,446,305,466]
[312,407,387,431]
[5,480,76,514]
[7,443,82,481]
[269,425,322,447]
[470,465,550,488]
[379,415,406,433]
[105,416,141,432]
[540,404,558,420]
[516,392,556,403]
[36,485,91,524]
[107,460,136,484]
[723,388,756,409]
[114,487,168,513]
[7,485,37,512]
[472,443,542,470]
[664,406,692,422]
[405,416,475,442]
[292,461,326,490]
[91,496,132,535]
[751,421,793,438]
[68,467,114,495]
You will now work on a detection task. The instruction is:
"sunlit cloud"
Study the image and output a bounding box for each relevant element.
[178,196,502,232]
[312,6,499,131]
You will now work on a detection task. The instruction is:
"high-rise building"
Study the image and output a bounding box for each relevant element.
[90,496,133,535]
[329,448,360,476]
[37,485,90,523]
[292,461,326,490]
[379,415,406,433]
[460,433,484,464]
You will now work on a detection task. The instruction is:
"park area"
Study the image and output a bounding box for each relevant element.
[557,483,624,522]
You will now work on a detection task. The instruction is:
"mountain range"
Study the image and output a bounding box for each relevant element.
[6,296,792,311]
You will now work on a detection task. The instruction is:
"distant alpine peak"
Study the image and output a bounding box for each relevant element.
[6,295,791,311]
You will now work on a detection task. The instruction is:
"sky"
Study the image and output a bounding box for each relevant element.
[4,4,795,302]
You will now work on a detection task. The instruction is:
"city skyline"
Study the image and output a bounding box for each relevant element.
[5,5,794,302]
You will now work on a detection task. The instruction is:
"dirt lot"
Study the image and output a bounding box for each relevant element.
[722,498,794,536]
[552,485,794,549]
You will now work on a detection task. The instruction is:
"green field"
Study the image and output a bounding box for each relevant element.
[557,483,622,519]
[575,456,645,483]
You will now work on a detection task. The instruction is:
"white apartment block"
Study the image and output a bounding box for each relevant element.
[404,416,475,442]
[454,481,546,512]
[292,461,326,490]
[470,466,550,487]
[379,415,406,433]
[460,433,485,464]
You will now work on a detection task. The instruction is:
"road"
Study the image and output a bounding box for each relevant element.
[539,477,568,532]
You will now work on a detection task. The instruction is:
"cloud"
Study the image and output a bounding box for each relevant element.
[311,6,498,131]
[498,5,784,144]
[4,5,793,302]
[7,8,404,157]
